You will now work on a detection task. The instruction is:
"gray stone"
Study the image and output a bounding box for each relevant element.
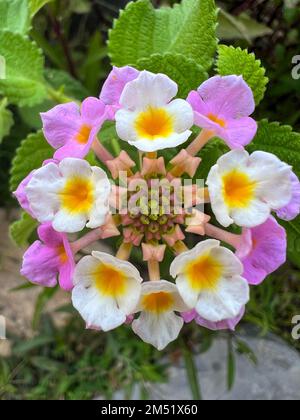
[111,334,300,400]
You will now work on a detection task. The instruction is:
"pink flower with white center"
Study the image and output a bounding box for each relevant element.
[100,66,139,119]
[182,308,245,332]
[187,75,257,149]
[41,97,107,160]
[236,217,287,285]
[276,171,300,221]
[21,223,75,291]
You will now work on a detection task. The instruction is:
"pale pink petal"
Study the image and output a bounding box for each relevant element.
[236,217,287,285]
[14,172,35,217]
[41,102,81,149]
[100,66,139,106]
[197,75,255,118]
[276,171,300,221]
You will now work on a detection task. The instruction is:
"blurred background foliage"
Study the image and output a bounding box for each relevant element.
[1,0,300,400]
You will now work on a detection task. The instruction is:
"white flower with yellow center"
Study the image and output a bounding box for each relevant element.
[132,280,189,350]
[170,240,249,323]
[115,70,194,152]
[72,252,143,331]
[207,150,292,228]
[26,158,111,233]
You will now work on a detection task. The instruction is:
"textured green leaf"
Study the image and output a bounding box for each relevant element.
[108,0,218,71]
[0,97,13,143]
[9,212,38,247]
[10,131,53,192]
[216,45,268,105]
[247,120,300,178]
[29,0,53,17]
[0,31,47,106]
[0,0,30,34]
[135,53,208,98]
[280,217,300,268]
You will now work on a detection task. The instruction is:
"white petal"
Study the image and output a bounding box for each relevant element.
[72,283,126,331]
[25,163,63,223]
[196,276,249,322]
[91,251,142,281]
[116,277,142,315]
[165,99,194,132]
[120,71,178,111]
[215,149,250,174]
[230,198,270,228]
[210,246,243,277]
[115,109,139,143]
[170,239,220,278]
[73,255,99,286]
[176,274,198,308]
[207,165,233,227]
[132,311,183,350]
[53,209,87,233]
[59,157,92,179]
[130,131,192,152]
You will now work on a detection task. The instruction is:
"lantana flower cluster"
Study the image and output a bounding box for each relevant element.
[15,67,300,350]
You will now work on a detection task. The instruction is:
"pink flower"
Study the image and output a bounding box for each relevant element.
[276,171,300,221]
[21,223,75,291]
[236,217,287,285]
[187,75,257,149]
[14,172,35,217]
[41,97,107,161]
[100,66,139,119]
[182,308,245,331]
[14,159,58,217]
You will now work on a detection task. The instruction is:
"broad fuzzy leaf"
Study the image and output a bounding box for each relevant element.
[0,0,30,34]
[280,217,300,268]
[0,98,13,143]
[10,131,53,192]
[29,0,53,17]
[0,31,47,106]
[247,120,300,178]
[216,45,268,105]
[108,0,218,71]
[135,53,208,98]
[9,212,38,247]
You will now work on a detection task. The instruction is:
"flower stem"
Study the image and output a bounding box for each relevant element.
[173,241,188,255]
[205,223,241,248]
[146,152,157,159]
[148,260,161,281]
[116,242,133,261]
[186,129,215,157]
[92,139,114,164]
[180,337,202,400]
[71,228,103,254]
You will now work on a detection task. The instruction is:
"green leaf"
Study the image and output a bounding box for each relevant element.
[29,0,53,17]
[280,217,300,268]
[0,0,30,34]
[135,53,208,98]
[33,287,58,330]
[10,131,53,192]
[0,97,13,143]
[227,337,236,391]
[45,68,89,101]
[9,212,38,247]
[218,9,272,42]
[247,120,300,178]
[108,0,218,71]
[196,137,229,180]
[0,31,47,106]
[216,45,269,105]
